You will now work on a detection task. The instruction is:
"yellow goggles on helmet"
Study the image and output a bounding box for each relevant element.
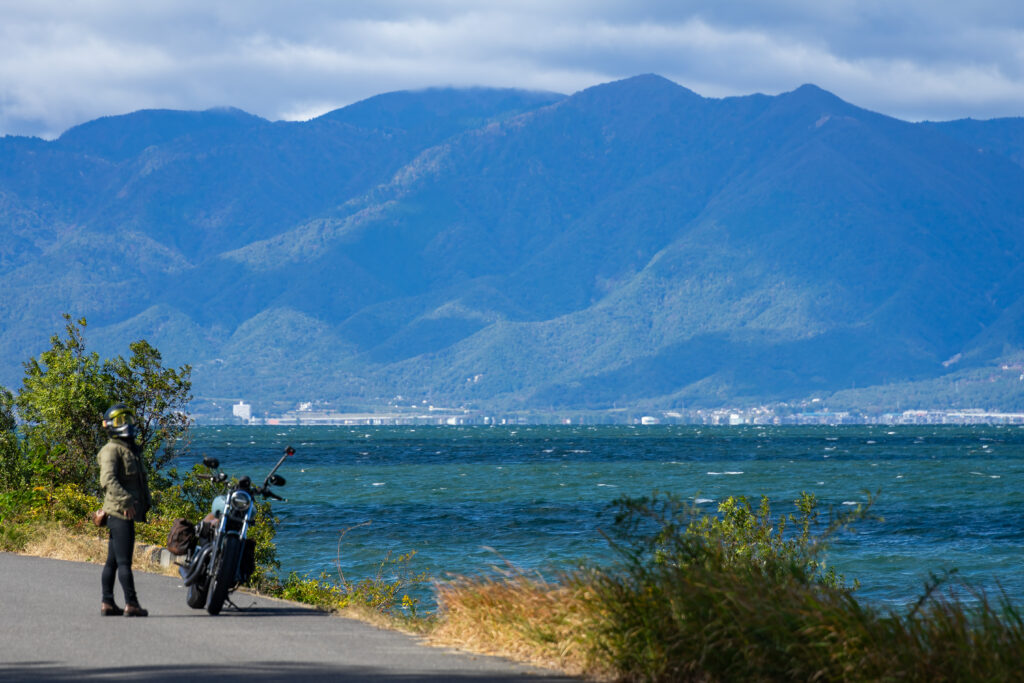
[106,410,136,428]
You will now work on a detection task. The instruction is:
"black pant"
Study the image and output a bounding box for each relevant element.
[101,516,139,606]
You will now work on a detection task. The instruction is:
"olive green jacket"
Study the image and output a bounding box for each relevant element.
[98,438,151,522]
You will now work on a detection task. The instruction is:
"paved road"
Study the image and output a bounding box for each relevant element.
[0,553,575,682]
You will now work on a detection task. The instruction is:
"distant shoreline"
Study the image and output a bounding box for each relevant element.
[193,407,1024,427]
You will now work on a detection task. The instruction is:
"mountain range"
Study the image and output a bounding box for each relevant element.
[2,74,1024,413]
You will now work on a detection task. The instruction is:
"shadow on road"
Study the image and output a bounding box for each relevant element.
[1,662,575,682]
[170,603,331,618]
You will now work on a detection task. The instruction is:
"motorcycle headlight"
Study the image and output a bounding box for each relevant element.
[228,490,252,512]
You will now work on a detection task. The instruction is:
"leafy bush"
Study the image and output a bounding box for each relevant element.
[46,484,103,528]
[609,491,860,590]
[279,572,347,607]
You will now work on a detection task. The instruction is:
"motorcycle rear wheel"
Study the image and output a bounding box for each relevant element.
[206,535,241,615]
[186,582,207,609]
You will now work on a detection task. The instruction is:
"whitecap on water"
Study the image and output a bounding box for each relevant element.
[707,471,744,475]
[694,498,714,504]
[597,483,616,487]
[372,482,385,486]
[842,501,860,505]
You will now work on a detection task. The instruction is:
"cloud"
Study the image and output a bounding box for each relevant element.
[0,1,1022,138]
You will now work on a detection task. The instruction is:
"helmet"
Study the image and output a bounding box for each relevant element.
[103,403,137,440]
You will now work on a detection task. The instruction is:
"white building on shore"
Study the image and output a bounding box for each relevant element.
[232,401,252,423]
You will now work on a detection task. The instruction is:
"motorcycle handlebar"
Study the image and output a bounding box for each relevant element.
[195,447,294,498]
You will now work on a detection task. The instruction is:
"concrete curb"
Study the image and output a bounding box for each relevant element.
[135,543,185,569]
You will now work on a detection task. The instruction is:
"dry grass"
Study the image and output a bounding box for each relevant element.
[430,572,607,679]
[18,522,181,577]
[22,523,108,564]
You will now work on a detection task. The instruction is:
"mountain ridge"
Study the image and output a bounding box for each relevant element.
[2,75,1023,412]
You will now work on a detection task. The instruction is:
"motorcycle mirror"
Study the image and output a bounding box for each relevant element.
[203,456,220,469]
[285,446,295,457]
[268,474,286,486]
[217,472,228,483]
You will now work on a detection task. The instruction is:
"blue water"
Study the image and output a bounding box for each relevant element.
[182,424,1024,609]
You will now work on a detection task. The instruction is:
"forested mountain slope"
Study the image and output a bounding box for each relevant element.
[2,76,1022,410]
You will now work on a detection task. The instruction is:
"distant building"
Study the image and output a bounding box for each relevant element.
[640,416,660,425]
[232,401,252,422]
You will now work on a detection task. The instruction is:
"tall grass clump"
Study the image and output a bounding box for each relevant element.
[850,576,1024,681]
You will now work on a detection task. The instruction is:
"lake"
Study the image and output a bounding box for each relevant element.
[182,424,1023,609]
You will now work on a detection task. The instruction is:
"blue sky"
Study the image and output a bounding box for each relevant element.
[2,0,1022,138]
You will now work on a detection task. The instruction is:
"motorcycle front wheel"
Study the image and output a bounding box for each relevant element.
[206,535,241,615]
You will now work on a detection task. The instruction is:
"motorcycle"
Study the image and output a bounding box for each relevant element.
[178,446,294,615]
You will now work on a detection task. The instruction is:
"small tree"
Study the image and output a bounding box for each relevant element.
[13,314,192,492]
[108,339,192,482]
[16,315,111,488]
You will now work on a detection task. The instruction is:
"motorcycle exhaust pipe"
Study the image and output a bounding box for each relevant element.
[182,545,212,586]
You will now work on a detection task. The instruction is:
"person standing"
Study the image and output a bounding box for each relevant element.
[98,403,151,617]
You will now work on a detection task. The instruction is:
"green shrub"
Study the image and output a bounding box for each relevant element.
[275,549,429,617]
[0,517,35,551]
[279,572,347,608]
[575,492,1024,682]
